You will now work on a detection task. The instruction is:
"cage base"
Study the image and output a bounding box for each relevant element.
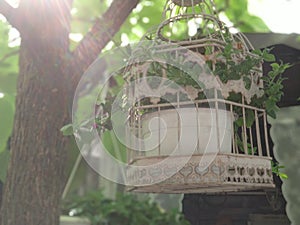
[126,154,275,194]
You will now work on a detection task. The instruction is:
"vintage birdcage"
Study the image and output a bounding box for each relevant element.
[123,0,275,193]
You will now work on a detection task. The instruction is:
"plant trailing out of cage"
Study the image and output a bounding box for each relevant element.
[62,47,289,135]
[123,42,289,120]
[271,161,288,180]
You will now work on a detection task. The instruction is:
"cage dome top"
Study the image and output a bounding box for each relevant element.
[127,0,264,104]
[158,0,225,42]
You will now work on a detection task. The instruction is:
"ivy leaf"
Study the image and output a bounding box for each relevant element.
[279,173,288,179]
[263,52,276,62]
[246,110,255,128]
[266,109,276,119]
[272,161,288,179]
[270,62,280,71]
[235,117,243,127]
[60,124,74,136]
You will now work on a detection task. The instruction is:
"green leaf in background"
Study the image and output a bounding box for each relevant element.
[71,0,109,34]
[61,124,74,136]
[239,14,270,32]
[0,73,18,95]
[245,109,255,128]
[229,0,248,19]
[0,94,15,153]
[102,130,126,163]
[63,189,190,225]
[0,20,18,183]
[0,150,10,182]
[214,0,270,33]
[0,21,19,76]
[113,0,165,47]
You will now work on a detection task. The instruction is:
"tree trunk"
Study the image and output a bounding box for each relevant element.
[0,1,72,225]
[0,0,138,224]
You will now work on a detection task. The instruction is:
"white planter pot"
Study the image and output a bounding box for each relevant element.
[140,108,233,156]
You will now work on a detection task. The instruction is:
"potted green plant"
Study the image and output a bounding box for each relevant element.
[115,35,290,157]
[85,35,289,160]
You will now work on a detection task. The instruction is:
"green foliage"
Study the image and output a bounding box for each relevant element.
[262,62,291,118]
[235,133,258,155]
[0,95,14,153]
[114,0,165,47]
[71,0,109,38]
[0,150,10,182]
[101,130,126,163]
[0,20,18,182]
[143,60,204,90]
[215,42,290,120]
[61,121,126,162]
[214,0,269,32]
[61,124,74,136]
[128,37,289,121]
[225,0,248,20]
[215,45,261,83]
[63,190,190,225]
[102,0,269,49]
[271,161,288,179]
[95,38,289,156]
[0,20,18,154]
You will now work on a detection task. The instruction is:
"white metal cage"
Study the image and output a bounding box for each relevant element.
[122,0,275,193]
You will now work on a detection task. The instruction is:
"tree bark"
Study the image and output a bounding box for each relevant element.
[71,0,139,88]
[0,1,21,29]
[0,1,72,225]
